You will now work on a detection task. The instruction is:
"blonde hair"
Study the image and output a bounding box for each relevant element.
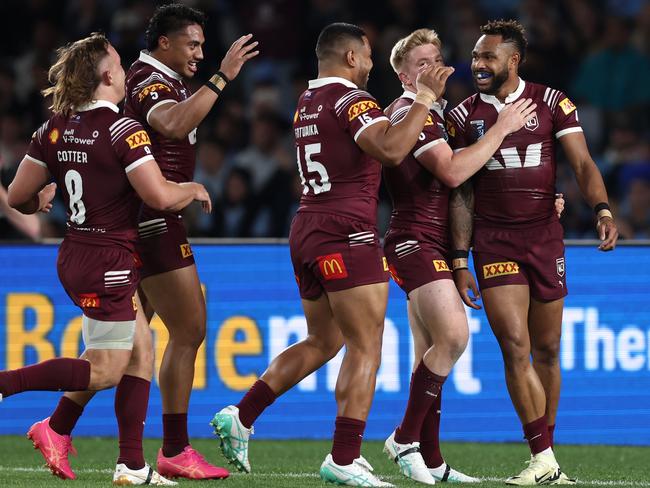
[42,33,109,117]
[390,28,442,73]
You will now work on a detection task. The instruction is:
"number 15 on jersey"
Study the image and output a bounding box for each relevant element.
[296,143,331,195]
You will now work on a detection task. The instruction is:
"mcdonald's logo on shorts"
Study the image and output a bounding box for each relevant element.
[483,261,519,279]
[180,243,193,258]
[317,253,348,280]
[433,260,450,272]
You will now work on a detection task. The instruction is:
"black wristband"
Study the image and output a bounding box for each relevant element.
[451,249,469,259]
[594,202,610,214]
[216,70,231,83]
[205,80,222,95]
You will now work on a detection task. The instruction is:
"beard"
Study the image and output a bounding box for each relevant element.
[474,67,509,95]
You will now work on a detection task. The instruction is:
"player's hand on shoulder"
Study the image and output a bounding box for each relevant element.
[597,216,618,251]
[453,268,482,310]
[497,98,537,134]
[416,66,454,100]
[37,182,56,213]
[219,34,260,81]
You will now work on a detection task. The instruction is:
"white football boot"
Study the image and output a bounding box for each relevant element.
[210,405,253,473]
[429,462,480,483]
[113,463,176,486]
[505,451,564,485]
[383,430,436,485]
[320,453,394,487]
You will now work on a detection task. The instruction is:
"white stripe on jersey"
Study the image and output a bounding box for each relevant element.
[131,72,172,95]
[550,90,561,110]
[109,117,133,133]
[334,89,372,115]
[353,116,389,142]
[389,106,410,124]
[458,104,468,117]
[146,99,177,125]
[448,109,465,129]
[555,127,583,139]
[125,155,154,173]
[25,155,47,168]
[413,138,446,159]
[110,119,140,144]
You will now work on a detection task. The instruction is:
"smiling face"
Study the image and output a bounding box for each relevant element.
[159,23,205,78]
[399,43,444,91]
[471,34,517,95]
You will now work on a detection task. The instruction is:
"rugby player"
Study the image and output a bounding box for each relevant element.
[211,22,451,487]
[447,20,618,485]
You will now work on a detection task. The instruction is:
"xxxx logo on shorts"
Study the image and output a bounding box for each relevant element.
[483,261,519,279]
[79,293,100,308]
[317,253,348,280]
[348,100,379,121]
[433,260,450,272]
[180,243,193,258]
[126,130,151,149]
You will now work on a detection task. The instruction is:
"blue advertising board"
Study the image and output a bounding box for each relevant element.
[1,243,649,445]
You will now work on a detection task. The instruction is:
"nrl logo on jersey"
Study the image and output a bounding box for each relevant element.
[470,119,485,139]
[525,114,539,131]
[556,257,565,277]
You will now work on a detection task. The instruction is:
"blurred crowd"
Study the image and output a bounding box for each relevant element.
[0,0,649,241]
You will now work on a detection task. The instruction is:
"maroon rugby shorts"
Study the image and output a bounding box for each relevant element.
[57,240,139,322]
[136,212,195,280]
[384,226,452,295]
[472,220,567,301]
[289,212,389,299]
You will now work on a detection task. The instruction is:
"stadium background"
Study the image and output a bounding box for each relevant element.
[0,0,649,448]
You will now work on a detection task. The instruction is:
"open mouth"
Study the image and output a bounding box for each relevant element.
[474,71,493,86]
[188,61,198,73]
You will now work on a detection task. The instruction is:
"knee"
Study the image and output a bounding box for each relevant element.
[497,333,530,367]
[438,327,469,362]
[532,340,561,366]
[169,316,206,349]
[308,334,344,361]
[89,359,128,390]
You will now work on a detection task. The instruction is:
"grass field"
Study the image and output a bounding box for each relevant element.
[0,436,647,487]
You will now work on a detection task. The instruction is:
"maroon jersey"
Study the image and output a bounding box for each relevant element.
[124,51,196,184]
[26,100,154,249]
[446,79,582,226]
[293,77,389,224]
[383,91,450,238]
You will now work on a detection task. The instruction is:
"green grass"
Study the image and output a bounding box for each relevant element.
[0,436,647,487]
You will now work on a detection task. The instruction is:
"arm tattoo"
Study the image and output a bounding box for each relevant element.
[449,180,474,251]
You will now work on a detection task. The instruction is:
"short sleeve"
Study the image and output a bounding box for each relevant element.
[334,89,389,142]
[545,89,582,139]
[109,117,155,173]
[129,74,180,125]
[25,121,49,168]
[445,108,470,151]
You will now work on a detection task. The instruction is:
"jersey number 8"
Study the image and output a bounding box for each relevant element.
[64,169,86,224]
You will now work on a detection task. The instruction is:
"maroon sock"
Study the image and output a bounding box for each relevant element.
[420,386,444,468]
[331,416,366,466]
[523,416,551,455]
[115,375,150,470]
[0,358,90,397]
[548,423,556,448]
[162,413,189,458]
[394,361,446,444]
[236,379,276,428]
[49,396,84,436]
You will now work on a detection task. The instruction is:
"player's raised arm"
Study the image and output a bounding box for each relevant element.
[356,66,453,166]
[147,34,258,140]
[559,131,618,251]
[417,98,537,188]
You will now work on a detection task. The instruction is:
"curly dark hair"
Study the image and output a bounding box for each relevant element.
[145,3,206,52]
[480,19,528,64]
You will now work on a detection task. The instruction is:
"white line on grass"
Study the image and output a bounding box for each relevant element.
[2,467,649,486]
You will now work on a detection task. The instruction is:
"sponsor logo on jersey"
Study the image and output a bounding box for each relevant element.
[433,260,450,272]
[48,128,60,144]
[180,243,193,258]
[525,114,539,131]
[132,295,138,311]
[556,257,565,277]
[137,82,172,101]
[317,253,348,280]
[424,114,434,126]
[470,119,485,138]
[126,130,151,149]
[483,261,519,278]
[382,256,389,271]
[445,119,456,138]
[348,100,379,121]
[293,109,299,123]
[79,293,100,308]
[388,264,403,286]
[559,97,576,115]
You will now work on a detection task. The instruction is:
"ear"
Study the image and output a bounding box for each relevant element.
[345,49,355,68]
[510,52,520,70]
[398,71,410,86]
[158,35,170,51]
[101,69,112,86]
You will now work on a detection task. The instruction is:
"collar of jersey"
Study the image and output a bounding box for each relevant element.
[400,89,447,115]
[77,100,119,113]
[308,77,357,89]
[479,77,525,108]
[139,51,182,81]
